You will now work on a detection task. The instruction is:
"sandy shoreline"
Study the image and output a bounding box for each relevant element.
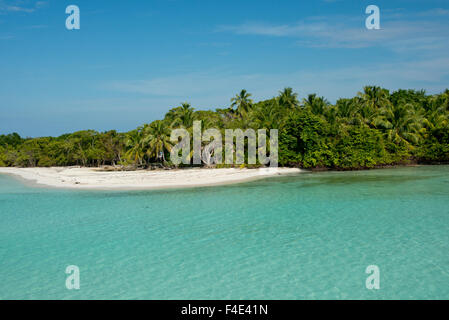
[0,167,303,190]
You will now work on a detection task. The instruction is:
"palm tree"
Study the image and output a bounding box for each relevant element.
[422,96,449,135]
[334,98,362,126]
[303,94,330,116]
[336,98,356,118]
[231,89,253,118]
[253,100,283,129]
[194,110,221,130]
[62,138,77,165]
[390,89,426,112]
[358,86,390,111]
[354,86,390,128]
[278,87,299,109]
[169,102,195,128]
[375,103,423,146]
[125,128,146,166]
[144,120,173,163]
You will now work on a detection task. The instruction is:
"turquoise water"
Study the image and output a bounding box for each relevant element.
[0,166,449,299]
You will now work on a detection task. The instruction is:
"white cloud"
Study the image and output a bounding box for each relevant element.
[217,11,449,53]
[0,0,48,14]
[418,8,449,17]
[105,57,449,105]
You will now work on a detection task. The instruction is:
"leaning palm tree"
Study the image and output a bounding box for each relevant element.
[231,89,253,118]
[375,103,423,146]
[143,120,173,163]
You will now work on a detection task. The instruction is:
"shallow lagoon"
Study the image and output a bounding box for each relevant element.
[0,165,448,299]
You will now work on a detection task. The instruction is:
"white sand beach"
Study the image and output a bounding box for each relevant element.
[0,167,303,190]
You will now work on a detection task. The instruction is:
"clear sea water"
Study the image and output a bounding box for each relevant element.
[0,166,448,300]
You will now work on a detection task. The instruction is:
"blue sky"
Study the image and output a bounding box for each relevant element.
[1,0,449,137]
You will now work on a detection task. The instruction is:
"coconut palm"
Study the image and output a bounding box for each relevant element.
[422,96,449,135]
[358,86,390,111]
[125,128,146,165]
[336,98,356,118]
[194,110,222,130]
[169,102,195,129]
[375,103,423,146]
[303,94,330,116]
[144,120,173,163]
[354,86,390,128]
[390,89,426,112]
[231,89,253,118]
[278,87,299,109]
[253,100,283,130]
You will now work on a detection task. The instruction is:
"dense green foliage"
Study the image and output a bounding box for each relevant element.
[1,86,448,169]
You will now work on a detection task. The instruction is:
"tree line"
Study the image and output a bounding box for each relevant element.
[1,86,448,169]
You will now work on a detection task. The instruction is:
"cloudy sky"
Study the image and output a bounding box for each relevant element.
[1,0,449,136]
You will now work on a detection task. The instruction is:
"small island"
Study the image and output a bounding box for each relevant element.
[1,87,447,189]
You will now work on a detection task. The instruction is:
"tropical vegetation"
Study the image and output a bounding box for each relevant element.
[1,86,448,169]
